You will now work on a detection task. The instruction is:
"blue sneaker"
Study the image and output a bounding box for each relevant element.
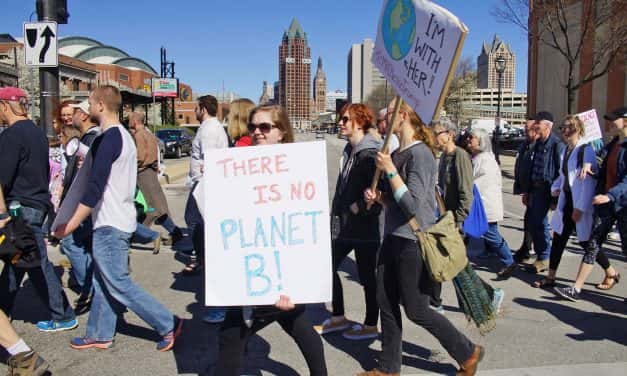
[156,316,183,352]
[492,288,505,315]
[36,318,78,332]
[202,308,226,323]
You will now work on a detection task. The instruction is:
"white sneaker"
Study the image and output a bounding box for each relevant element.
[313,317,351,335]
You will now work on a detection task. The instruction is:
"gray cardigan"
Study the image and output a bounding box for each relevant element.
[384,142,437,240]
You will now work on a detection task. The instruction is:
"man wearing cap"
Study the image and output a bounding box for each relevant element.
[524,111,565,273]
[555,106,627,301]
[58,99,101,314]
[0,87,78,332]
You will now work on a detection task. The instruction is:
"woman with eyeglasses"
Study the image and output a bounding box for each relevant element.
[466,128,517,279]
[314,103,382,340]
[360,99,483,376]
[214,105,327,376]
[533,115,610,291]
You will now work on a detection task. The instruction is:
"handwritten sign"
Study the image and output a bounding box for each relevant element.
[202,142,332,306]
[577,109,603,145]
[373,0,468,123]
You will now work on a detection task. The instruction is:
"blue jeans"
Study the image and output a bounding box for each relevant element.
[86,226,174,341]
[483,222,514,267]
[61,219,93,296]
[528,185,552,260]
[0,206,75,321]
[131,223,159,244]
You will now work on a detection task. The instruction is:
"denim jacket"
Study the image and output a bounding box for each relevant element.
[532,133,565,189]
[596,137,627,213]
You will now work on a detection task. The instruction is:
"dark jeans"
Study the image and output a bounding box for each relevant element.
[184,184,204,263]
[213,305,327,376]
[332,238,378,326]
[377,235,474,373]
[0,206,75,321]
[528,185,553,260]
[582,204,627,265]
[519,206,533,252]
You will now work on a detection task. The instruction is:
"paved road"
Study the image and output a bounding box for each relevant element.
[1,133,625,375]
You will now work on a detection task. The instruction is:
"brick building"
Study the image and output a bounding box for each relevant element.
[279,18,312,130]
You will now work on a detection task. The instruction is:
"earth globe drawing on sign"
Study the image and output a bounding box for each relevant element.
[381,0,416,60]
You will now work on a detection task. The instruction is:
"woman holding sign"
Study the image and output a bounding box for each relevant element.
[315,103,383,340]
[362,100,483,376]
[214,105,327,376]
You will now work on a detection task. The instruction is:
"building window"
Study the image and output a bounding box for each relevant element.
[119,73,129,81]
[72,80,79,91]
[178,114,183,119]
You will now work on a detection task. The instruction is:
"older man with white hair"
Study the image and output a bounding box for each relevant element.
[524,111,565,273]
[377,108,399,153]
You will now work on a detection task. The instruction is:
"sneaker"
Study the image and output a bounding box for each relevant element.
[342,324,378,340]
[492,288,505,315]
[608,231,620,242]
[203,308,226,324]
[70,337,114,350]
[313,317,351,335]
[429,304,445,314]
[7,350,50,375]
[156,316,183,352]
[555,286,580,302]
[497,264,517,279]
[36,318,78,332]
[170,227,184,245]
[152,236,162,254]
[357,369,399,376]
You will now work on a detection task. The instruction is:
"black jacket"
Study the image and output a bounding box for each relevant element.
[61,127,100,204]
[332,133,382,242]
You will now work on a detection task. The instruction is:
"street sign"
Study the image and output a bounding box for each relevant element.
[23,21,58,67]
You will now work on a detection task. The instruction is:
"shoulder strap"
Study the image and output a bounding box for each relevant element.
[408,190,446,233]
[577,143,588,170]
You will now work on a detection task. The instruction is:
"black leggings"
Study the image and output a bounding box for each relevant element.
[549,192,610,271]
[332,239,378,326]
[213,305,327,376]
[376,235,474,373]
[582,204,626,265]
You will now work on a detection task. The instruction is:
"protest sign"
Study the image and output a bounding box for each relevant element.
[577,109,603,145]
[202,142,332,306]
[372,0,468,124]
[51,153,92,233]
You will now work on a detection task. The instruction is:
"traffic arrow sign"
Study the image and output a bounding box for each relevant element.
[23,21,58,67]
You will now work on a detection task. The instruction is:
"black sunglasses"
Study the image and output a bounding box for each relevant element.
[338,116,350,125]
[248,122,275,134]
[435,130,448,136]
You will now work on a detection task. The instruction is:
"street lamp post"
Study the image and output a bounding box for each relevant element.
[493,55,506,164]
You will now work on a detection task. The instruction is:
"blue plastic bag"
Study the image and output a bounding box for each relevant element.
[463,185,489,238]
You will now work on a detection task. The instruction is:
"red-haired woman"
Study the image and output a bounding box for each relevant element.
[314,103,382,340]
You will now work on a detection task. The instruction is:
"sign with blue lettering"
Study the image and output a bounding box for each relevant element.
[202,142,332,306]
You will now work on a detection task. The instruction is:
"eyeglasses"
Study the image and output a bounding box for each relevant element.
[559,123,574,131]
[247,122,275,134]
[339,116,350,124]
[435,130,448,136]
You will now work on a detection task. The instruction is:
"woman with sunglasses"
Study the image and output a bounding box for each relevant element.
[214,105,327,376]
[361,99,483,376]
[314,103,382,340]
[533,115,607,290]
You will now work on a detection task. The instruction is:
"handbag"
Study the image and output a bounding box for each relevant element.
[462,185,489,238]
[0,217,41,268]
[409,191,468,283]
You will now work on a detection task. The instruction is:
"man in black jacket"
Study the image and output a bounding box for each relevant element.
[513,118,538,262]
[0,87,77,332]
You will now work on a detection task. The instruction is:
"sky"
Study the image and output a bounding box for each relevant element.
[2,0,528,101]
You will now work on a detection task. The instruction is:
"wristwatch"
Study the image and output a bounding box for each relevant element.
[386,171,398,179]
[0,212,9,220]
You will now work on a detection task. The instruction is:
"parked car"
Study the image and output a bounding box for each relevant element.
[156,128,194,158]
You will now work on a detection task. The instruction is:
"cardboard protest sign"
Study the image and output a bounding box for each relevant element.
[577,109,603,145]
[372,0,468,123]
[202,142,332,306]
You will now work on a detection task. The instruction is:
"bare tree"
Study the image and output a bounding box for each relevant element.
[364,83,397,113]
[492,0,627,113]
[444,56,477,125]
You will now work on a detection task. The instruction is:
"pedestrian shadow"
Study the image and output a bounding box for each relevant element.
[513,297,627,347]
[499,223,525,232]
